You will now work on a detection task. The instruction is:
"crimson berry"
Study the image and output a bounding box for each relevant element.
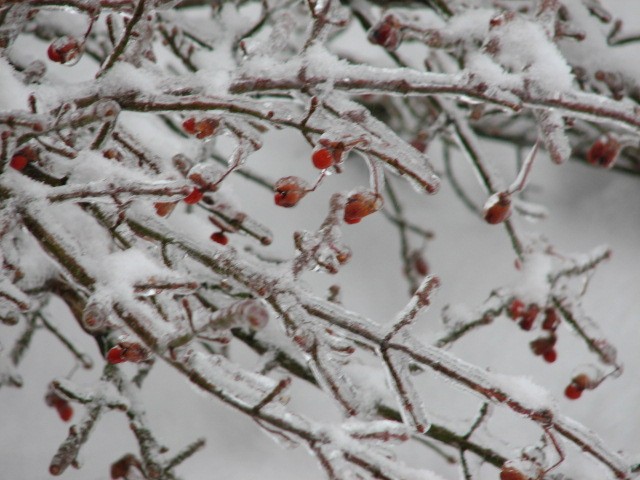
[564,383,582,400]
[111,454,141,480]
[9,146,36,171]
[508,299,525,320]
[56,401,74,422]
[45,387,74,422]
[543,348,557,363]
[196,119,219,139]
[47,36,82,65]
[530,335,556,356]
[9,153,29,171]
[368,16,401,51]
[154,201,177,217]
[542,307,560,331]
[519,304,538,331]
[210,231,228,245]
[586,135,620,168]
[500,466,527,480]
[183,118,219,139]
[182,117,197,134]
[274,176,309,208]
[344,191,383,224]
[312,147,335,169]
[483,192,511,224]
[183,187,204,205]
[107,345,126,364]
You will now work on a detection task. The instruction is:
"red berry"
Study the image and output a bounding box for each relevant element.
[529,335,556,356]
[483,192,511,224]
[182,117,197,134]
[9,154,29,171]
[195,118,219,139]
[586,135,620,168]
[312,147,335,169]
[519,304,538,331]
[542,307,560,331]
[508,299,525,320]
[9,146,36,171]
[182,118,219,139]
[210,231,228,245]
[274,176,309,208]
[564,383,582,400]
[47,36,82,65]
[106,345,126,364]
[344,191,383,224]
[111,454,141,480]
[56,401,74,422]
[500,466,527,480]
[103,148,123,160]
[183,187,204,205]
[543,348,557,363]
[368,16,401,51]
[154,201,177,217]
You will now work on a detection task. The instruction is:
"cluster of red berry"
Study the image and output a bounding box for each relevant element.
[106,341,150,364]
[182,117,220,140]
[508,300,560,363]
[44,384,73,422]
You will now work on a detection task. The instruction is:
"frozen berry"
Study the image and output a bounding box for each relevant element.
[312,147,335,170]
[519,304,538,331]
[530,335,556,356]
[543,348,557,363]
[154,201,177,217]
[500,465,527,480]
[111,454,141,479]
[183,187,204,205]
[368,16,401,51]
[194,118,219,139]
[564,383,582,400]
[344,191,383,224]
[183,118,219,139]
[47,36,82,65]
[274,176,309,208]
[45,386,74,422]
[182,117,197,134]
[106,345,126,364]
[56,401,74,422]
[483,192,511,224]
[9,153,29,171]
[586,135,620,168]
[9,146,36,171]
[210,231,228,245]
